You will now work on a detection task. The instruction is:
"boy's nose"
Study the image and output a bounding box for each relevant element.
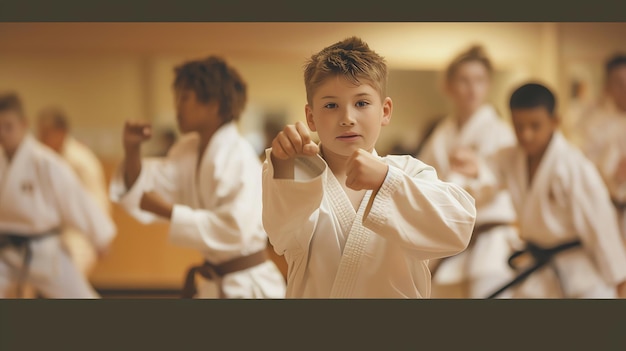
[520,130,534,143]
[338,109,356,126]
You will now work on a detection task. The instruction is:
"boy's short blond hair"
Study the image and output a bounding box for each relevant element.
[304,36,387,105]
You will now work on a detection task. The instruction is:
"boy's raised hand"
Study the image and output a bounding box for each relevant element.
[346,149,389,191]
[271,121,319,160]
[123,120,152,151]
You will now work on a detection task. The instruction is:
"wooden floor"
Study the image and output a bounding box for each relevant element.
[98,289,182,299]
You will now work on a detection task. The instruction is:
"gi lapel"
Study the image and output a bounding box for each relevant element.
[521,132,562,233]
[327,171,373,298]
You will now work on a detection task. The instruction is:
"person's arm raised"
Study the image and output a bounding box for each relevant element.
[270,121,319,179]
[122,120,152,189]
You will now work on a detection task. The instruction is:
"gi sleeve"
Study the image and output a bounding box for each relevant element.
[109,157,178,224]
[262,148,325,255]
[570,158,626,286]
[362,156,477,261]
[44,158,116,251]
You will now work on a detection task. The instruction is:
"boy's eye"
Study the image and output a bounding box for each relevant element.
[356,101,370,108]
[324,103,338,109]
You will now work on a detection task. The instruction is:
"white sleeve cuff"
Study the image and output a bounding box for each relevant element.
[108,164,158,224]
[168,204,198,247]
[363,165,403,231]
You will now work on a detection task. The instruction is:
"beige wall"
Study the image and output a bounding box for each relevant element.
[557,23,626,110]
[6,22,618,158]
[5,22,606,158]
[0,54,147,158]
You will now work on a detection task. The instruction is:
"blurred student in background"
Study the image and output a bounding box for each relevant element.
[454,83,626,298]
[417,45,519,298]
[109,56,286,298]
[37,106,111,278]
[0,92,115,298]
[577,54,626,239]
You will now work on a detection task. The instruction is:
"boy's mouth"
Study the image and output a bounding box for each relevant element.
[336,132,361,141]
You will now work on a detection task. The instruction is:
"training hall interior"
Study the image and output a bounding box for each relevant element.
[1,22,625,298]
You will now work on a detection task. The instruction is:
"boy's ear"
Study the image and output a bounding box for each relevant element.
[381,97,392,126]
[305,104,317,132]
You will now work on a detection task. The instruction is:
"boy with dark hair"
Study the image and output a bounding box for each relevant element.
[110,56,286,298]
[455,82,626,298]
[262,37,477,298]
[0,92,116,298]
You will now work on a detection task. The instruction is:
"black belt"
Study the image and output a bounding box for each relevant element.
[0,231,60,298]
[486,239,582,299]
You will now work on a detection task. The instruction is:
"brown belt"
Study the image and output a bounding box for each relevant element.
[0,231,60,298]
[181,250,269,298]
[430,222,514,277]
[612,198,626,212]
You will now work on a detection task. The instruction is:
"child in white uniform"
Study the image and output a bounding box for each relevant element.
[262,37,477,298]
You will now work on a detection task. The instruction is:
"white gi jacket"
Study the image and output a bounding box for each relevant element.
[110,122,286,298]
[262,148,477,298]
[469,132,626,297]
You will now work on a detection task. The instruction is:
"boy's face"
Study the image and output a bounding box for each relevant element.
[0,110,28,153]
[37,118,66,153]
[607,65,626,113]
[305,76,392,157]
[511,106,558,158]
[446,61,491,115]
[174,88,220,134]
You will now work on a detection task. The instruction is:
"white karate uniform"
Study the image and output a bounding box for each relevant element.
[0,134,116,298]
[569,98,611,155]
[418,105,519,298]
[110,122,286,298]
[578,100,626,239]
[470,131,626,298]
[59,136,111,276]
[262,148,477,298]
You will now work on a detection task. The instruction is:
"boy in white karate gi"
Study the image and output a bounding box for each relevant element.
[577,54,626,239]
[38,107,111,278]
[262,36,477,298]
[110,56,286,299]
[454,83,626,298]
[419,45,519,299]
[0,92,116,298]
